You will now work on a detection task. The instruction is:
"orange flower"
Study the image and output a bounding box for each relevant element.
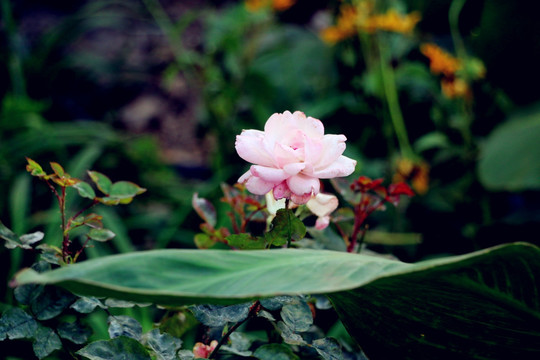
[320,4,358,44]
[393,158,429,195]
[420,43,461,77]
[320,2,420,44]
[245,0,295,12]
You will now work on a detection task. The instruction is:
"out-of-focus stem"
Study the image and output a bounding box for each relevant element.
[377,39,414,159]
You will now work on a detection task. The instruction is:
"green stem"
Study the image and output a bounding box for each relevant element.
[449,0,474,149]
[285,199,292,248]
[449,0,468,65]
[377,39,414,159]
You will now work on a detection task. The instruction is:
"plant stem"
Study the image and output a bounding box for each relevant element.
[285,199,292,248]
[209,301,261,359]
[377,38,414,159]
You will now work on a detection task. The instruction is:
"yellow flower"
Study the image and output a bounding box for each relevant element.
[420,43,461,77]
[365,9,421,34]
[245,0,295,12]
[320,2,420,44]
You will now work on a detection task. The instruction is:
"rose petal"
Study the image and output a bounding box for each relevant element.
[306,193,339,217]
[273,181,291,200]
[311,135,347,170]
[239,171,275,195]
[287,174,320,196]
[315,216,331,230]
[312,155,357,178]
[291,193,313,205]
[283,162,306,175]
[251,165,288,182]
[235,130,275,167]
[291,111,324,139]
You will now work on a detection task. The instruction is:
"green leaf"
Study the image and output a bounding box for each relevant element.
[478,105,540,190]
[58,321,92,344]
[1,221,27,249]
[19,231,44,247]
[25,157,47,177]
[265,209,306,247]
[77,336,152,360]
[14,243,540,359]
[88,171,112,195]
[109,181,146,200]
[144,329,183,360]
[73,181,97,199]
[277,321,306,345]
[190,303,251,327]
[71,297,107,313]
[311,338,343,360]
[33,326,62,359]
[31,286,76,320]
[14,261,50,305]
[108,315,142,341]
[0,307,38,340]
[88,228,116,242]
[49,162,65,177]
[253,344,299,360]
[280,298,313,332]
[226,233,266,249]
[194,233,216,249]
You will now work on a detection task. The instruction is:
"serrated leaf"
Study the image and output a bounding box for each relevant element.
[73,181,96,199]
[108,315,142,341]
[226,233,266,249]
[88,228,115,242]
[49,162,65,177]
[19,231,44,246]
[109,181,146,200]
[311,338,343,360]
[253,344,299,360]
[277,321,306,345]
[144,328,182,360]
[88,171,112,195]
[281,298,313,332]
[77,336,152,360]
[14,261,50,305]
[58,321,92,344]
[31,286,76,320]
[36,244,61,265]
[0,307,38,340]
[260,296,297,311]
[191,303,251,327]
[33,326,62,359]
[71,297,107,313]
[192,193,217,227]
[265,209,306,247]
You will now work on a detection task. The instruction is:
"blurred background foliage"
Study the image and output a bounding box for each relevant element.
[1,0,540,301]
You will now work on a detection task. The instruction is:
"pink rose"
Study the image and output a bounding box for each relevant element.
[236,111,356,204]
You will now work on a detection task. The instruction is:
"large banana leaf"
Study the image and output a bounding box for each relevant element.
[14,242,540,359]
